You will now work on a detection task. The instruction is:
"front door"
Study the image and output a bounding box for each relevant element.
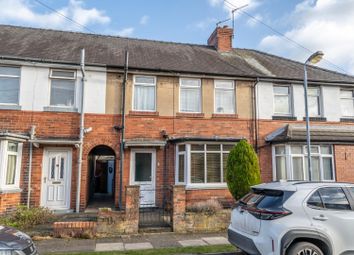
[41,149,72,210]
[131,149,156,207]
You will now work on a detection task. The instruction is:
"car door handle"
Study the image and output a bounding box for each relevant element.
[313,215,328,221]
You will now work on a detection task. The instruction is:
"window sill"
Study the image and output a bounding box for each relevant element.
[272,115,297,121]
[302,117,327,122]
[185,183,227,190]
[176,112,205,118]
[212,113,238,119]
[340,118,354,123]
[129,111,159,116]
[0,188,22,194]
[0,104,22,111]
[43,106,78,113]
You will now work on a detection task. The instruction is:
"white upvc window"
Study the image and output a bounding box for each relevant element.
[133,75,156,111]
[49,69,76,107]
[308,87,321,117]
[0,140,23,191]
[180,78,201,113]
[340,89,354,117]
[273,85,292,115]
[176,143,234,188]
[0,66,21,105]
[214,80,235,114]
[273,144,335,182]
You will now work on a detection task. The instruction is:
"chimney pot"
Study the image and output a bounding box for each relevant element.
[207,26,233,52]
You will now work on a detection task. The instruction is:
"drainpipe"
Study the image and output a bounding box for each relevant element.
[118,51,129,209]
[76,48,86,213]
[27,125,36,208]
[252,78,260,152]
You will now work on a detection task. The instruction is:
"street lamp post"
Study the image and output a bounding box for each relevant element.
[304,51,324,181]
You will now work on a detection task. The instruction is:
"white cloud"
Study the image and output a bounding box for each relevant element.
[140,15,149,25]
[246,13,262,27]
[259,0,354,74]
[0,0,110,31]
[115,27,134,37]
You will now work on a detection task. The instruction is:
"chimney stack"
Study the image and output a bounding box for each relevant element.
[207,25,233,52]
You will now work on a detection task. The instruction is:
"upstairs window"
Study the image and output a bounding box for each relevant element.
[50,69,76,107]
[0,141,23,190]
[133,76,156,111]
[308,87,321,117]
[180,78,201,113]
[214,80,235,114]
[340,89,354,117]
[0,66,20,105]
[273,85,292,115]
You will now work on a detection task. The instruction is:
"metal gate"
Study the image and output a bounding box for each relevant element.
[139,187,172,228]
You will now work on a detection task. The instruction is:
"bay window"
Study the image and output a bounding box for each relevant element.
[0,66,20,105]
[273,144,334,181]
[0,140,23,191]
[176,143,234,187]
[49,69,76,107]
[133,75,156,111]
[214,80,235,114]
[180,78,201,113]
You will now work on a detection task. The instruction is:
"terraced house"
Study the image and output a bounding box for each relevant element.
[0,25,354,230]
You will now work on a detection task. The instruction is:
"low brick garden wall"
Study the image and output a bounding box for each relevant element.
[172,185,232,233]
[184,209,231,233]
[97,185,140,235]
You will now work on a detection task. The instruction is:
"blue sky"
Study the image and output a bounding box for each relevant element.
[1,0,354,74]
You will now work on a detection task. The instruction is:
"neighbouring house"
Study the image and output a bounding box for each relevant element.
[0,24,354,232]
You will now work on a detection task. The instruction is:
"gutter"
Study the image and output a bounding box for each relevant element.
[76,48,86,213]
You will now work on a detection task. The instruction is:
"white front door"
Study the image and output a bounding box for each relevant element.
[131,149,156,207]
[41,149,72,210]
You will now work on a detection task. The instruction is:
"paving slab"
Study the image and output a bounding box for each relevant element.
[178,239,208,247]
[202,237,230,245]
[124,242,154,250]
[95,242,124,252]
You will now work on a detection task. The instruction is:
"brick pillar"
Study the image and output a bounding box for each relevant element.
[172,185,186,233]
[125,185,140,234]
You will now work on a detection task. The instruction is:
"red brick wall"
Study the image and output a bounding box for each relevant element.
[334,145,354,183]
[0,193,21,213]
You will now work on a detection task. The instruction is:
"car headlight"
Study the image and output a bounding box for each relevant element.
[0,250,25,255]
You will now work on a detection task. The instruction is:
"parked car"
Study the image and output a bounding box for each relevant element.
[228,181,354,255]
[0,225,38,254]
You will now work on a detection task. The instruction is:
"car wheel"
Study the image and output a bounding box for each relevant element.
[287,242,324,255]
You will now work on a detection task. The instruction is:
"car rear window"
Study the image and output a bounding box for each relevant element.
[239,189,293,211]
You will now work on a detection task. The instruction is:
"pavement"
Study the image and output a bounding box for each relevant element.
[35,232,241,254]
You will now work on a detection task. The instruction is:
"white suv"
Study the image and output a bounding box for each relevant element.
[228,181,354,255]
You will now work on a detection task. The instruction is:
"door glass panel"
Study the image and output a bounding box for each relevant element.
[135,153,152,182]
[50,157,56,179]
[318,187,351,210]
[60,157,64,179]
